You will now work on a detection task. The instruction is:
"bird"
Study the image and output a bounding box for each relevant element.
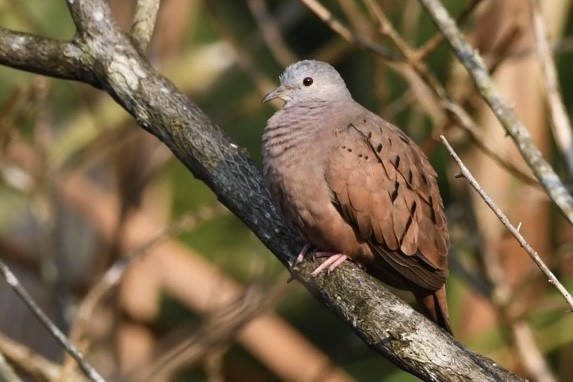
[261,60,451,334]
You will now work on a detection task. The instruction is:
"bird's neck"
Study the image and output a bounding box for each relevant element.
[262,101,333,165]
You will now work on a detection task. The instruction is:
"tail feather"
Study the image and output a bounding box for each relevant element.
[415,286,452,334]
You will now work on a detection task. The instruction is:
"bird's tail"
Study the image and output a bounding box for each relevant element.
[415,286,452,334]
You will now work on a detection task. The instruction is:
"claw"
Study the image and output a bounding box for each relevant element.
[294,243,314,266]
[288,243,315,283]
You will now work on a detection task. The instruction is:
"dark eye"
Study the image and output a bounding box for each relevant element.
[303,77,313,86]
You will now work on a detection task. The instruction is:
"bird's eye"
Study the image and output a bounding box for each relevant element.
[303,77,313,86]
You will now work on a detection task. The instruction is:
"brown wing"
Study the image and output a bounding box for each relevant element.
[324,113,448,291]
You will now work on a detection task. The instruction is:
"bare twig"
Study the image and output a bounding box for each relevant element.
[529,0,573,176]
[362,0,448,124]
[0,350,22,382]
[415,0,485,60]
[440,135,573,312]
[132,285,284,381]
[0,260,105,382]
[130,0,161,52]
[69,204,227,345]
[420,0,573,224]
[206,1,277,97]
[0,332,67,382]
[360,0,537,190]
[338,0,371,34]
[511,321,558,382]
[299,0,400,60]
[443,101,538,186]
[246,0,297,66]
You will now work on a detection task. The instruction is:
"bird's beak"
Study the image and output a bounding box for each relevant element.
[262,86,284,103]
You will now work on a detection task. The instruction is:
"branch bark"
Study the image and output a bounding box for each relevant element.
[0,0,526,380]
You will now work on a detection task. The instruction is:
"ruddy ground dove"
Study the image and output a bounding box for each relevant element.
[262,60,451,333]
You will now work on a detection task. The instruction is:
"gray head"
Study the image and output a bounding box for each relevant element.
[262,60,352,106]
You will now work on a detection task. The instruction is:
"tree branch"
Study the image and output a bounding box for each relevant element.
[130,0,160,52]
[440,135,573,311]
[0,260,104,382]
[529,0,573,176]
[299,0,400,60]
[419,0,573,225]
[0,332,67,382]
[0,28,96,85]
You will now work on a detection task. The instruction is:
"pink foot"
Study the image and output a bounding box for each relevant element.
[310,253,348,276]
[289,244,349,280]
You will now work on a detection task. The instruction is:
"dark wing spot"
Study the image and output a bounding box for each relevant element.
[390,181,400,202]
[402,215,414,242]
[393,155,401,168]
[376,143,383,153]
[428,195,437,223]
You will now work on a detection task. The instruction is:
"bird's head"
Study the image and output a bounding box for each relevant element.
[262,60,352,106]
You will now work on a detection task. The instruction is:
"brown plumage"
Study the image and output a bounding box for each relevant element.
[262,60,451,333]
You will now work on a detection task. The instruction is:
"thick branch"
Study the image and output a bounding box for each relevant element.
[293,261,523,381]
[0,28,97,85]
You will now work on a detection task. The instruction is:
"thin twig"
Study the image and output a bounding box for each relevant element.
[511,321,558,382]
[362,0,538,189]
[440,135,573,312]
[130,0,161,52]
[415,0,485,60]
[362,0,449,124]
[529,0,573,176]
[69,204,228,345]
[205,1,277,99]
[338,0,371,34]
[420,0,573,224]
[131,284,285,381]
[0,350,22,382]
[299,0,400,60]
[0,260,105,382]
[0,332,67,382]
[443,101,538,186]
[246,0,297,66]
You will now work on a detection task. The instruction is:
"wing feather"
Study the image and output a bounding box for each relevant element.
[325,112,448,291]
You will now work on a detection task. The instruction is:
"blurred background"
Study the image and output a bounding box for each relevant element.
[0,0,572,381]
